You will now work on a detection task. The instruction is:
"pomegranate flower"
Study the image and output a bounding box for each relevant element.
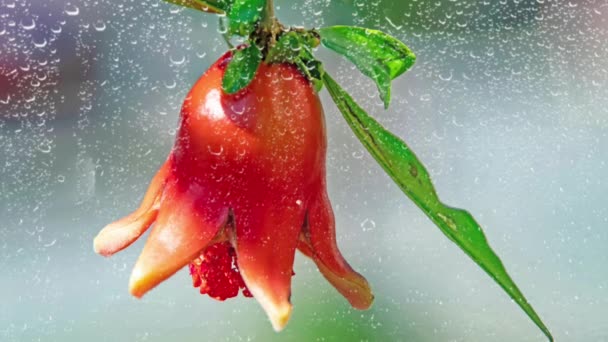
[94,52,373,331]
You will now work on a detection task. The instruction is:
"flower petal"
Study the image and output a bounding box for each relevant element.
[129,179,229,298]
[94,157,172,257]
[233,200,306,332]
[300,186,374,310]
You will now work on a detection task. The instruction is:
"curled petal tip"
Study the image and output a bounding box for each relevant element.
[93,213,156,257]
[302,186,374,310]
[93,233,108,257]
[93,159,171,257]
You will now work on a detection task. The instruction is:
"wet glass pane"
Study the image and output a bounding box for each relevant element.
[1,0,606,340]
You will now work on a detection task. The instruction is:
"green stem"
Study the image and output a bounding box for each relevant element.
[219,17,234,48]
[260,0,277,32]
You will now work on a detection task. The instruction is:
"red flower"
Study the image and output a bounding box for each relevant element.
[94,52,373,330]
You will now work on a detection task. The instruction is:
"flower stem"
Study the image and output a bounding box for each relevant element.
[260,0,277,32]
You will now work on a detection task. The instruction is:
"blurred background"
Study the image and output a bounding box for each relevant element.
[1,0,607,340]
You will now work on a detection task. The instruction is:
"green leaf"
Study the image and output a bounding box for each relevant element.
[322,72,553,342]
[228,0,265,36]
[319,26,416,109]
[222,45,262,94]
[163,0,229,13]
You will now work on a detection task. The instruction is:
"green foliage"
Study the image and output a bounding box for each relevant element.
[322,72,553,342]
[162,0,229,13]
[319,26,416,109]
[266,31,324,91]
[162,0,264,37]
[228,0,266,36]
[222,44,262,94]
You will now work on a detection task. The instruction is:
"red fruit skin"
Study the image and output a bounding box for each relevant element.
[94,51,372,331]
[174,52,326,208]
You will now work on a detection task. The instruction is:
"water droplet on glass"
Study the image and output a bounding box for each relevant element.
[352,150,364,159]
[33,38,47,48]
[20,18,36,31]
[65,5,80,16]
[37,141,52,154]
[164,80,176,89]
[361,218,376,232]
[170,55,186,66]
[93,21,106,32]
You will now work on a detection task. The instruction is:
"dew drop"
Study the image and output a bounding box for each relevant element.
[361,218,376,232]
[93,21,106,32]
[208,145,224,156]
[20,18,36,31]
[65,5,80,16]
[170,55,186,66]
[33,38,47,48]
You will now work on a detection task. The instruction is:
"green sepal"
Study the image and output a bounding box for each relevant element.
[322,72,553,342]
[319,26,416,109]
[266,31,324,91]
[222,44,262,94]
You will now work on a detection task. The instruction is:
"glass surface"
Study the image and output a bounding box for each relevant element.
[1,1,606,341]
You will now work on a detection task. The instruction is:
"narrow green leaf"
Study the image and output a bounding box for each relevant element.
[319,26,416,109]
[222,45,262,94]
[322,72,553,342]
[163,0,229,13]
[228,0,265,36]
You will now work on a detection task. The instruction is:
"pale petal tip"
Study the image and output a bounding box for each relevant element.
[269,303,292,332]
[247,284,293,331]
[93,230,114,257]
[128,266,148,299]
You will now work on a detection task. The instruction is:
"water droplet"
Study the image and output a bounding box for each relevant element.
[65,5,80,16]
[20,18,36,31]
[170,55,186,66]
[57,175,66,183]
[439,71,453,82]
[37,141,52,154]
[93,21,106,32]
[361,218,376,232]
[33,38,47,48]
[230,103,246,115]
[164,80,176,89]
[43,239,57,247]
[208,145,224,156]
[352,150,364,159]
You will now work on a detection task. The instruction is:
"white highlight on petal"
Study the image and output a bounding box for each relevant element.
[202,89,225,121]
[157,222,180,253]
